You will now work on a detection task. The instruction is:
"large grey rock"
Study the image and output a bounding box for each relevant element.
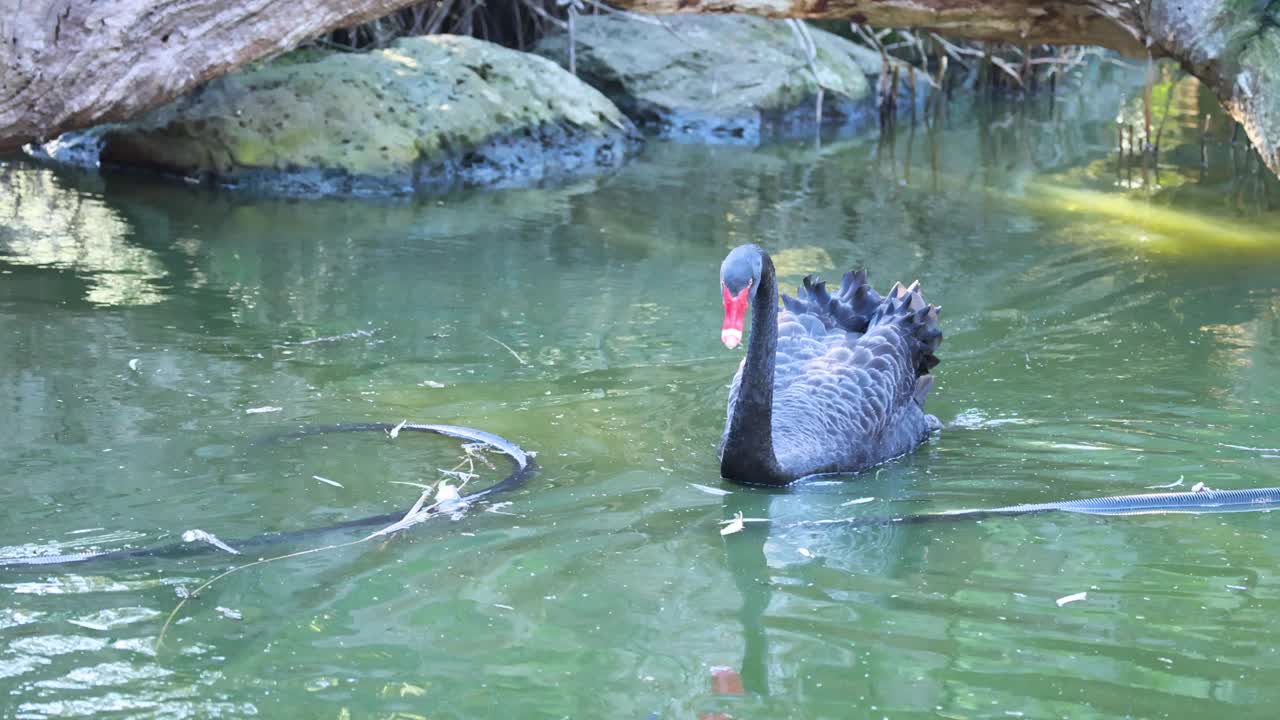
[39,36,641,194]
[537,15,881,143]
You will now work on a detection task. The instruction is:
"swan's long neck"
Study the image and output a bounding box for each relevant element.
[721,253,788,485]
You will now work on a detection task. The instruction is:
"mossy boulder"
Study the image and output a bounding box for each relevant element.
[536,15,881,143]
[87,35,640,194]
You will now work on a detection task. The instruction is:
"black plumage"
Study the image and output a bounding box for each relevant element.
[718,244,942,486]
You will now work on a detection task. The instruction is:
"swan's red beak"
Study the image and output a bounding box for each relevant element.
[721,282,750,349]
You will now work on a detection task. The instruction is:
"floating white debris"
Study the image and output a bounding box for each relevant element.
[390,481,436,491]
[181,529,240,555]
[1220,442,1280,453]
[128,358,140,372]
[1055,591,1088,607]
[420,380,446,389]
[434,482,464,513]
[797,548,814,558]
[388,419,408,439]
[841,496,875,506]
[215,606,243,621]
[1145,476,1184,489]
[245,406,282,415]
[284,328,378,346]
[1226,584,1248,591]
[313,476,343,488]
[689,482,732,496]
[485,335,527,365]
[720,512,745,536]
[493,604,514,611]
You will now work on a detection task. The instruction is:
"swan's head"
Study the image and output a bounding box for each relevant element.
[720,245,763,349]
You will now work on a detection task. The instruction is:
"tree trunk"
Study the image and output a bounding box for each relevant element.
[1146,1,1280,179]
[0,0,421,154]
[614,0,1153,55]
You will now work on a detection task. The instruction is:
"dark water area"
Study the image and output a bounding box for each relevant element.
[2,64,1280,718]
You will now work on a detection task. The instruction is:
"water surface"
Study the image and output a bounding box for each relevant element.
[3,66,1280,719]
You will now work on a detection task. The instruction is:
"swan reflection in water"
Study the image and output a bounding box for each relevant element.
[700,477,925,718]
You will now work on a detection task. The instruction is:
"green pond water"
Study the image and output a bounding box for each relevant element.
[3,67,1280,719]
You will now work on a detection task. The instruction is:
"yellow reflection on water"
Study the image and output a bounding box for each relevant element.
[0,167,168,306]
[1025,183,1280,258]
[770,246,835,279]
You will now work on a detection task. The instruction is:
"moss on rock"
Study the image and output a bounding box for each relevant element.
[96,35,640,194]
[536,15,881,143]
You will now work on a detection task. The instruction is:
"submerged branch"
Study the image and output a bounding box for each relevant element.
[157,451,485,649]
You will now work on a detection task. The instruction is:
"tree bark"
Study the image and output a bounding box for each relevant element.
[1146,1,1280,179]
[0,0,421,154]
[606,0,1152,55]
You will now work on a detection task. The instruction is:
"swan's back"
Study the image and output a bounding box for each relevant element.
[725,270,941,478]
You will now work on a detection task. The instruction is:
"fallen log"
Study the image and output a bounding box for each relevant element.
[0,0,421,154]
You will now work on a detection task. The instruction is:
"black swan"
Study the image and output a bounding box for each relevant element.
[718,244,943,486]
